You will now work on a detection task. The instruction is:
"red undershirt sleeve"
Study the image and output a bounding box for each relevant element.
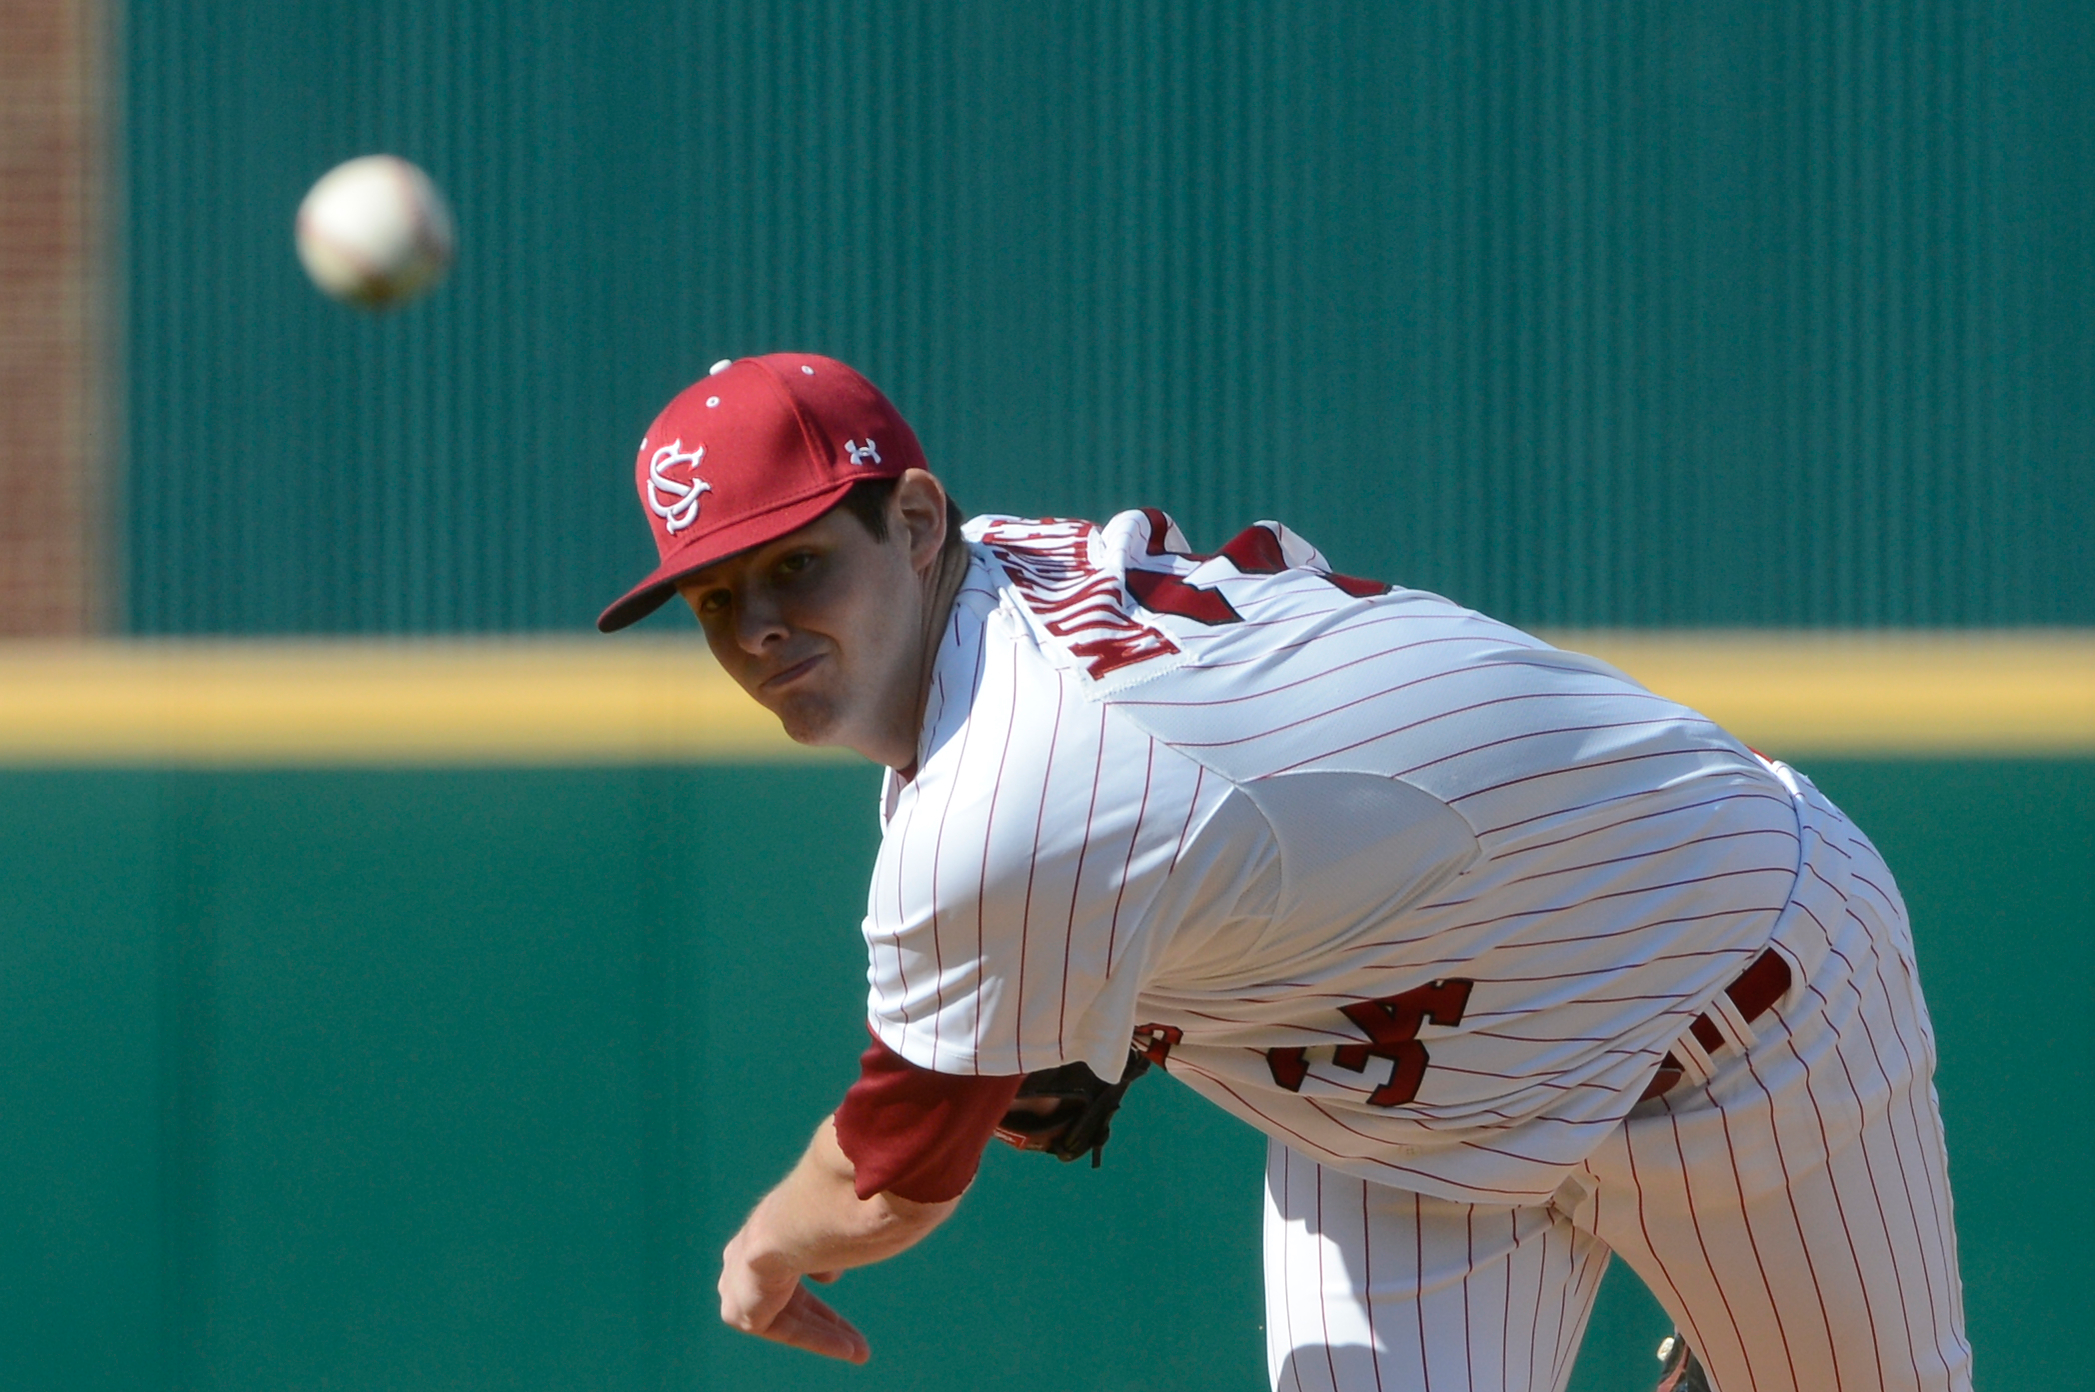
[831,1029,1024,1204]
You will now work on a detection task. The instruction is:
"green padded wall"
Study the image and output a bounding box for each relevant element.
[124,0,2093,634]
[2,760,2087,1389]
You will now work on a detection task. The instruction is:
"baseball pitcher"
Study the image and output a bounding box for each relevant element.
[598,355,1970,1392]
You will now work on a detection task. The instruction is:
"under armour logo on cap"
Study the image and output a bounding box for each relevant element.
[845,437,881,468]
[646,441,711,534]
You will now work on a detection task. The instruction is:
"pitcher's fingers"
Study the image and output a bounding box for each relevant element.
[769,1283,870,1364]
[807,1270,841,1285]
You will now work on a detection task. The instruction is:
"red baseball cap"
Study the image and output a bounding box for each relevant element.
[596,353,923,632]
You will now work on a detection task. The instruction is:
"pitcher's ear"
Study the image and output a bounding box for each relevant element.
[893,469,950,569]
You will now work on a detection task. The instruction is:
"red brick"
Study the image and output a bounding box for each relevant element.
[0,0,106,635]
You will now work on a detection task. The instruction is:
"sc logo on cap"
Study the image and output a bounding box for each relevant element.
[647,440,711,534]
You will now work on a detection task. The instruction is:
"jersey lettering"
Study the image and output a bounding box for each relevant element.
[977,517,1182,678]
[1128,522,1392,628]
[1125,569,1244,624]
[1266,979,1474,1107]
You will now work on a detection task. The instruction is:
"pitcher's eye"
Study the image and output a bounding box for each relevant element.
[696,589,730,617]
[776,551,816,578]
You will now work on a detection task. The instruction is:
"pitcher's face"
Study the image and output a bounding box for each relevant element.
[677,494,933,764]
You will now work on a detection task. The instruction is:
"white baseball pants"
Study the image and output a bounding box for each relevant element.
[1264,777,1971,1392]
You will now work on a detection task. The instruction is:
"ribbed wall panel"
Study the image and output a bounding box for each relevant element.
[124,0,2092,632]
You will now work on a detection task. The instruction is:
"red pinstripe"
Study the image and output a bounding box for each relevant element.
[1475,782,1790,839]
[1856,940,1954,1317]
[1269,1143,1302,1392]
[1833,933,1938,1388]
[1349,912,1780,963]
[1852,920,1962,1376]
[1779,994,1887,1383]
[1102,739,1156,973]
[1711,1073,1803,1387]
[1830,1037,1928,1389]
[1544,1226,1577,1392]
[1474,816,1797,883]
[1497,1208,1512,1387]
[1621,1119,1709,1358]
[1167,764,1207,873]
[1421,825,1801,905]
[1317,1161,1340,1392]
[1663,1098,1759,1382]
[1335,944,1777,998]
[1119,625,1494,693]
[1461,1205,1476,1387]
[1444,745,1734,806]
[1341,712,1702,782]
[1117,630,1481,713]
[1009,677,1064,1072]
[1403,1190,1420,1392]
[1741,1043,1845,1391]
[1522,1224,1548,1389]
[967,644,1022,1063]
[887,749,919,1047]
[1347,1178,1389,1392]
[1166,664,1493,752]
[1354,867,1793,947]
[919,666,962,1068]
[1055,703,1111,1054]
[1786,892,1928,1376]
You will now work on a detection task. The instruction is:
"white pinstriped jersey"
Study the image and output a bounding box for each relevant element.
[865,510,1806,1203]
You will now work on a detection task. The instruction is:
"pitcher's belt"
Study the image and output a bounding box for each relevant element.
[1639,948,1792,1102]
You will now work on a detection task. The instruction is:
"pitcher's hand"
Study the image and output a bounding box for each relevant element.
[719,1227,871,1364]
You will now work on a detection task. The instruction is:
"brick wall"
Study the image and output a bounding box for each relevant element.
[0,0,105,635]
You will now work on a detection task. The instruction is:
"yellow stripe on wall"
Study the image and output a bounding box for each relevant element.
[0,633,2088,767]
[0,640,810,766]
[1546,631,2095,758]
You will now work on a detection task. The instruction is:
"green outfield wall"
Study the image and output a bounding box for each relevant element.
[2,758,2086,1390]
[124,0,2092,635]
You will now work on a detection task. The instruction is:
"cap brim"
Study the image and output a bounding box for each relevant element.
[595,480,859,632]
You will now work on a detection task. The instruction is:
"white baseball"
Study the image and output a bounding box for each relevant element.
[294,155,455,309]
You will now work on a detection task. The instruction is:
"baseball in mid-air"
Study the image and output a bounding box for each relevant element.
[294,154,454,310]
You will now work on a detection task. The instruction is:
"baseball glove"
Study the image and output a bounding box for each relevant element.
[993,1052,1151,1167]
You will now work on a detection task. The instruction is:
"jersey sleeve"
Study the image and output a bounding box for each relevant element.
[831,1031,1022,1203]
[863,620,1213,1080]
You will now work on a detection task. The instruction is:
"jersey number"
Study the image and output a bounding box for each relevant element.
[1266,979,1474,1107]
[1127,519,1389,626]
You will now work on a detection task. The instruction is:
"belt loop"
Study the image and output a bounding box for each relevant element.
[1671,1029,1717,1088]
[1706,991,1760,1054]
